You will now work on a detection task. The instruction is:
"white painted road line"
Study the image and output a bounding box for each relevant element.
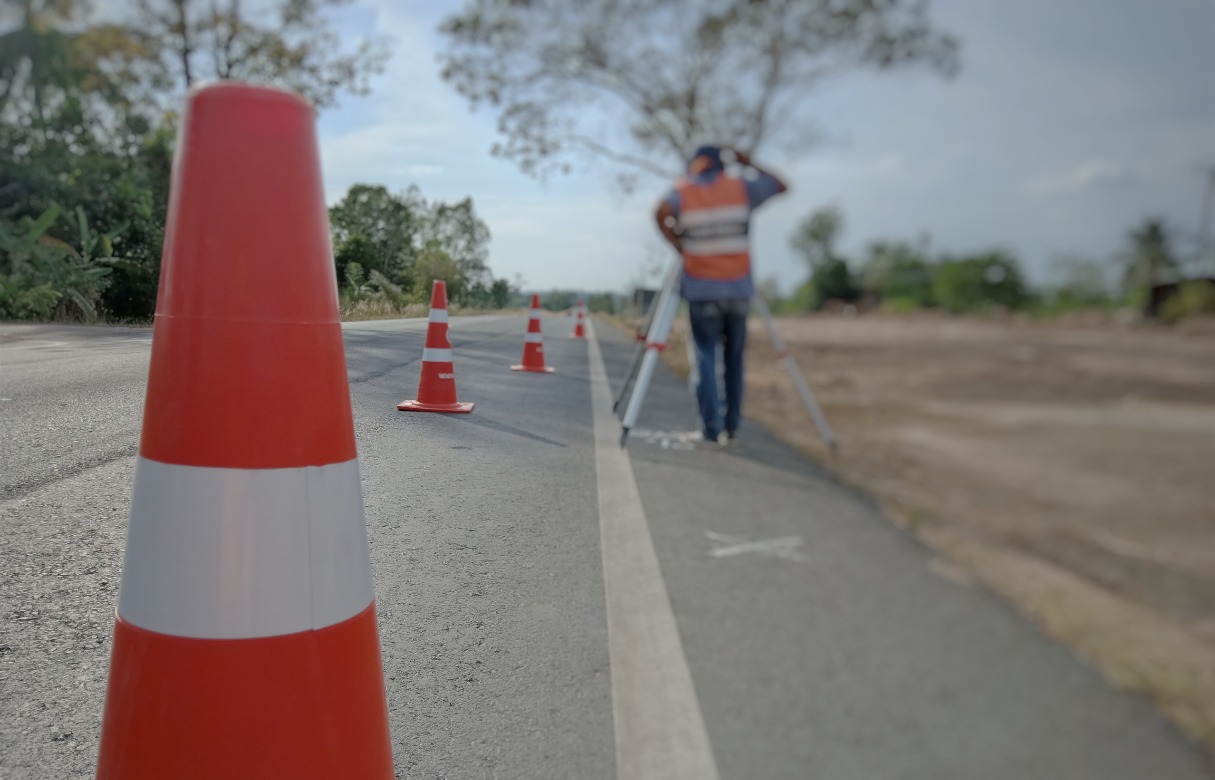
[586,319,721,780]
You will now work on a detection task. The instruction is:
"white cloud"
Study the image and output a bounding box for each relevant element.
[1025,160,1135,195]
[788,153,905,180]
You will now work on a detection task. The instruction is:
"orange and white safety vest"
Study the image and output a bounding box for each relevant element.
[677,173,751,281]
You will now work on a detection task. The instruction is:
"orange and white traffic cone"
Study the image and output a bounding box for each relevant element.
[397,280,474,413]
[95,83,393,779]
[571,300,587,339]
[512,293,555,373]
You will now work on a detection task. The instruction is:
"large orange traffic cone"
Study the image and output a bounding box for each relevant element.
[397,280,474,413]
[571,300,587,339]
[511,293,555,373]
[95,83,393,779]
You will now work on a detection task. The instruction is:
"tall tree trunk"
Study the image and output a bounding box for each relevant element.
[172,0,194,86]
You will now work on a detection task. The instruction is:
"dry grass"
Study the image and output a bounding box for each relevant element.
[339,301,524,322]
[340,299,430,321]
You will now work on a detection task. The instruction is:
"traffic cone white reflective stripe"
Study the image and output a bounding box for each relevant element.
[398,279,474,413]
[422,347,454,363]
[96,82,393,779]
[119,457,372,638]
[513,293,555,372]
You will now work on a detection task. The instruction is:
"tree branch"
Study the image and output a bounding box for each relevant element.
[568,133,680,179]
[171,0,193,86]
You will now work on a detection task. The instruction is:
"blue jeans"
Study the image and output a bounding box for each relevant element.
[687,298,748,438]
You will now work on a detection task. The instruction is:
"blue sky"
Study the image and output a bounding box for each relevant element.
[317,0,1215,296]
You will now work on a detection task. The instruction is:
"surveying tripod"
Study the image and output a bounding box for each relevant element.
[614,260,838,453]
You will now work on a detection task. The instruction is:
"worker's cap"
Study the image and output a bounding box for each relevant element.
[688,145,723,174]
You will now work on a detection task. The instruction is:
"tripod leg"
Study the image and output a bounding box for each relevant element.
[614,262,680,413]
[751,293,839,452]
[613,340,647,413]
[620,273,683,445]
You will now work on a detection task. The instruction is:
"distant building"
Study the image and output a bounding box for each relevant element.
[1146,277,1215,318]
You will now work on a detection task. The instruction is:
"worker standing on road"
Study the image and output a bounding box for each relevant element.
[654,145,788,446]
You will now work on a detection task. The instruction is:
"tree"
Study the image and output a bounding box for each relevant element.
[789,206,857,309]
[859,239,934,307]
[409,244,465,302]
[1,0,169,319]
[882,257,935,308]
[805,260,859,309]
[438,0,959,183]
[1121,218,1180,294]
[416,196,492,289]
[123,0,389,111]
[1045,255,1114,309]
[488,278,512,309]
[932,251,1028,313]
[791,205,844,268]
[1,1,393,322]
[328,183,505,311]
[541,290,575,311]
[328,185,420,287]
[586,292,617,314]
[0,0,157,151]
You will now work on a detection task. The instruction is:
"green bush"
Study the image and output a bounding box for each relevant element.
[932,251,1028,313]
[0,205,118,322]
[881,296,923,314]
[783,280,817,313]
[859,240,934,306]
[806,258,860,309]
[0,279,60,320]
[586,293,618,314]
[542,290,576,311]
[883,258,935,307]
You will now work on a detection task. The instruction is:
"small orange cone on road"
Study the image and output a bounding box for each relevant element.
[512,293,555,373]
[398,280,474,413]
[571,300,587,339]
[95,82,394,779]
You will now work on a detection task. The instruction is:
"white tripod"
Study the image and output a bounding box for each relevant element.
[615,260,838,453]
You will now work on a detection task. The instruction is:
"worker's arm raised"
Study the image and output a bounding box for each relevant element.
[731,148,788,195]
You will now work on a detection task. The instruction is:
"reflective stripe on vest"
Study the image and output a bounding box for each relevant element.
[677,174,750,280]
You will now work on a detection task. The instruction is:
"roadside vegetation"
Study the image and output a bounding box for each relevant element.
[0,0,518,324]
[769,205,1214,324]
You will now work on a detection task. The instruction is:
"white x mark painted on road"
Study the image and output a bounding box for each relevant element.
[705,531,808,563]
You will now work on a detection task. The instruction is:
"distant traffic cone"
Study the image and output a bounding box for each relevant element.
[96,83,393,779]
[571,300,587,338]
[512,293,555,373]
[398,280,474,413]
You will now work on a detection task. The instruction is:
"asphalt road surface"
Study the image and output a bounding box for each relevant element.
[1,316,1210,779]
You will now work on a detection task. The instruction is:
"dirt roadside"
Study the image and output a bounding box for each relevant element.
[649,310,1215,756]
